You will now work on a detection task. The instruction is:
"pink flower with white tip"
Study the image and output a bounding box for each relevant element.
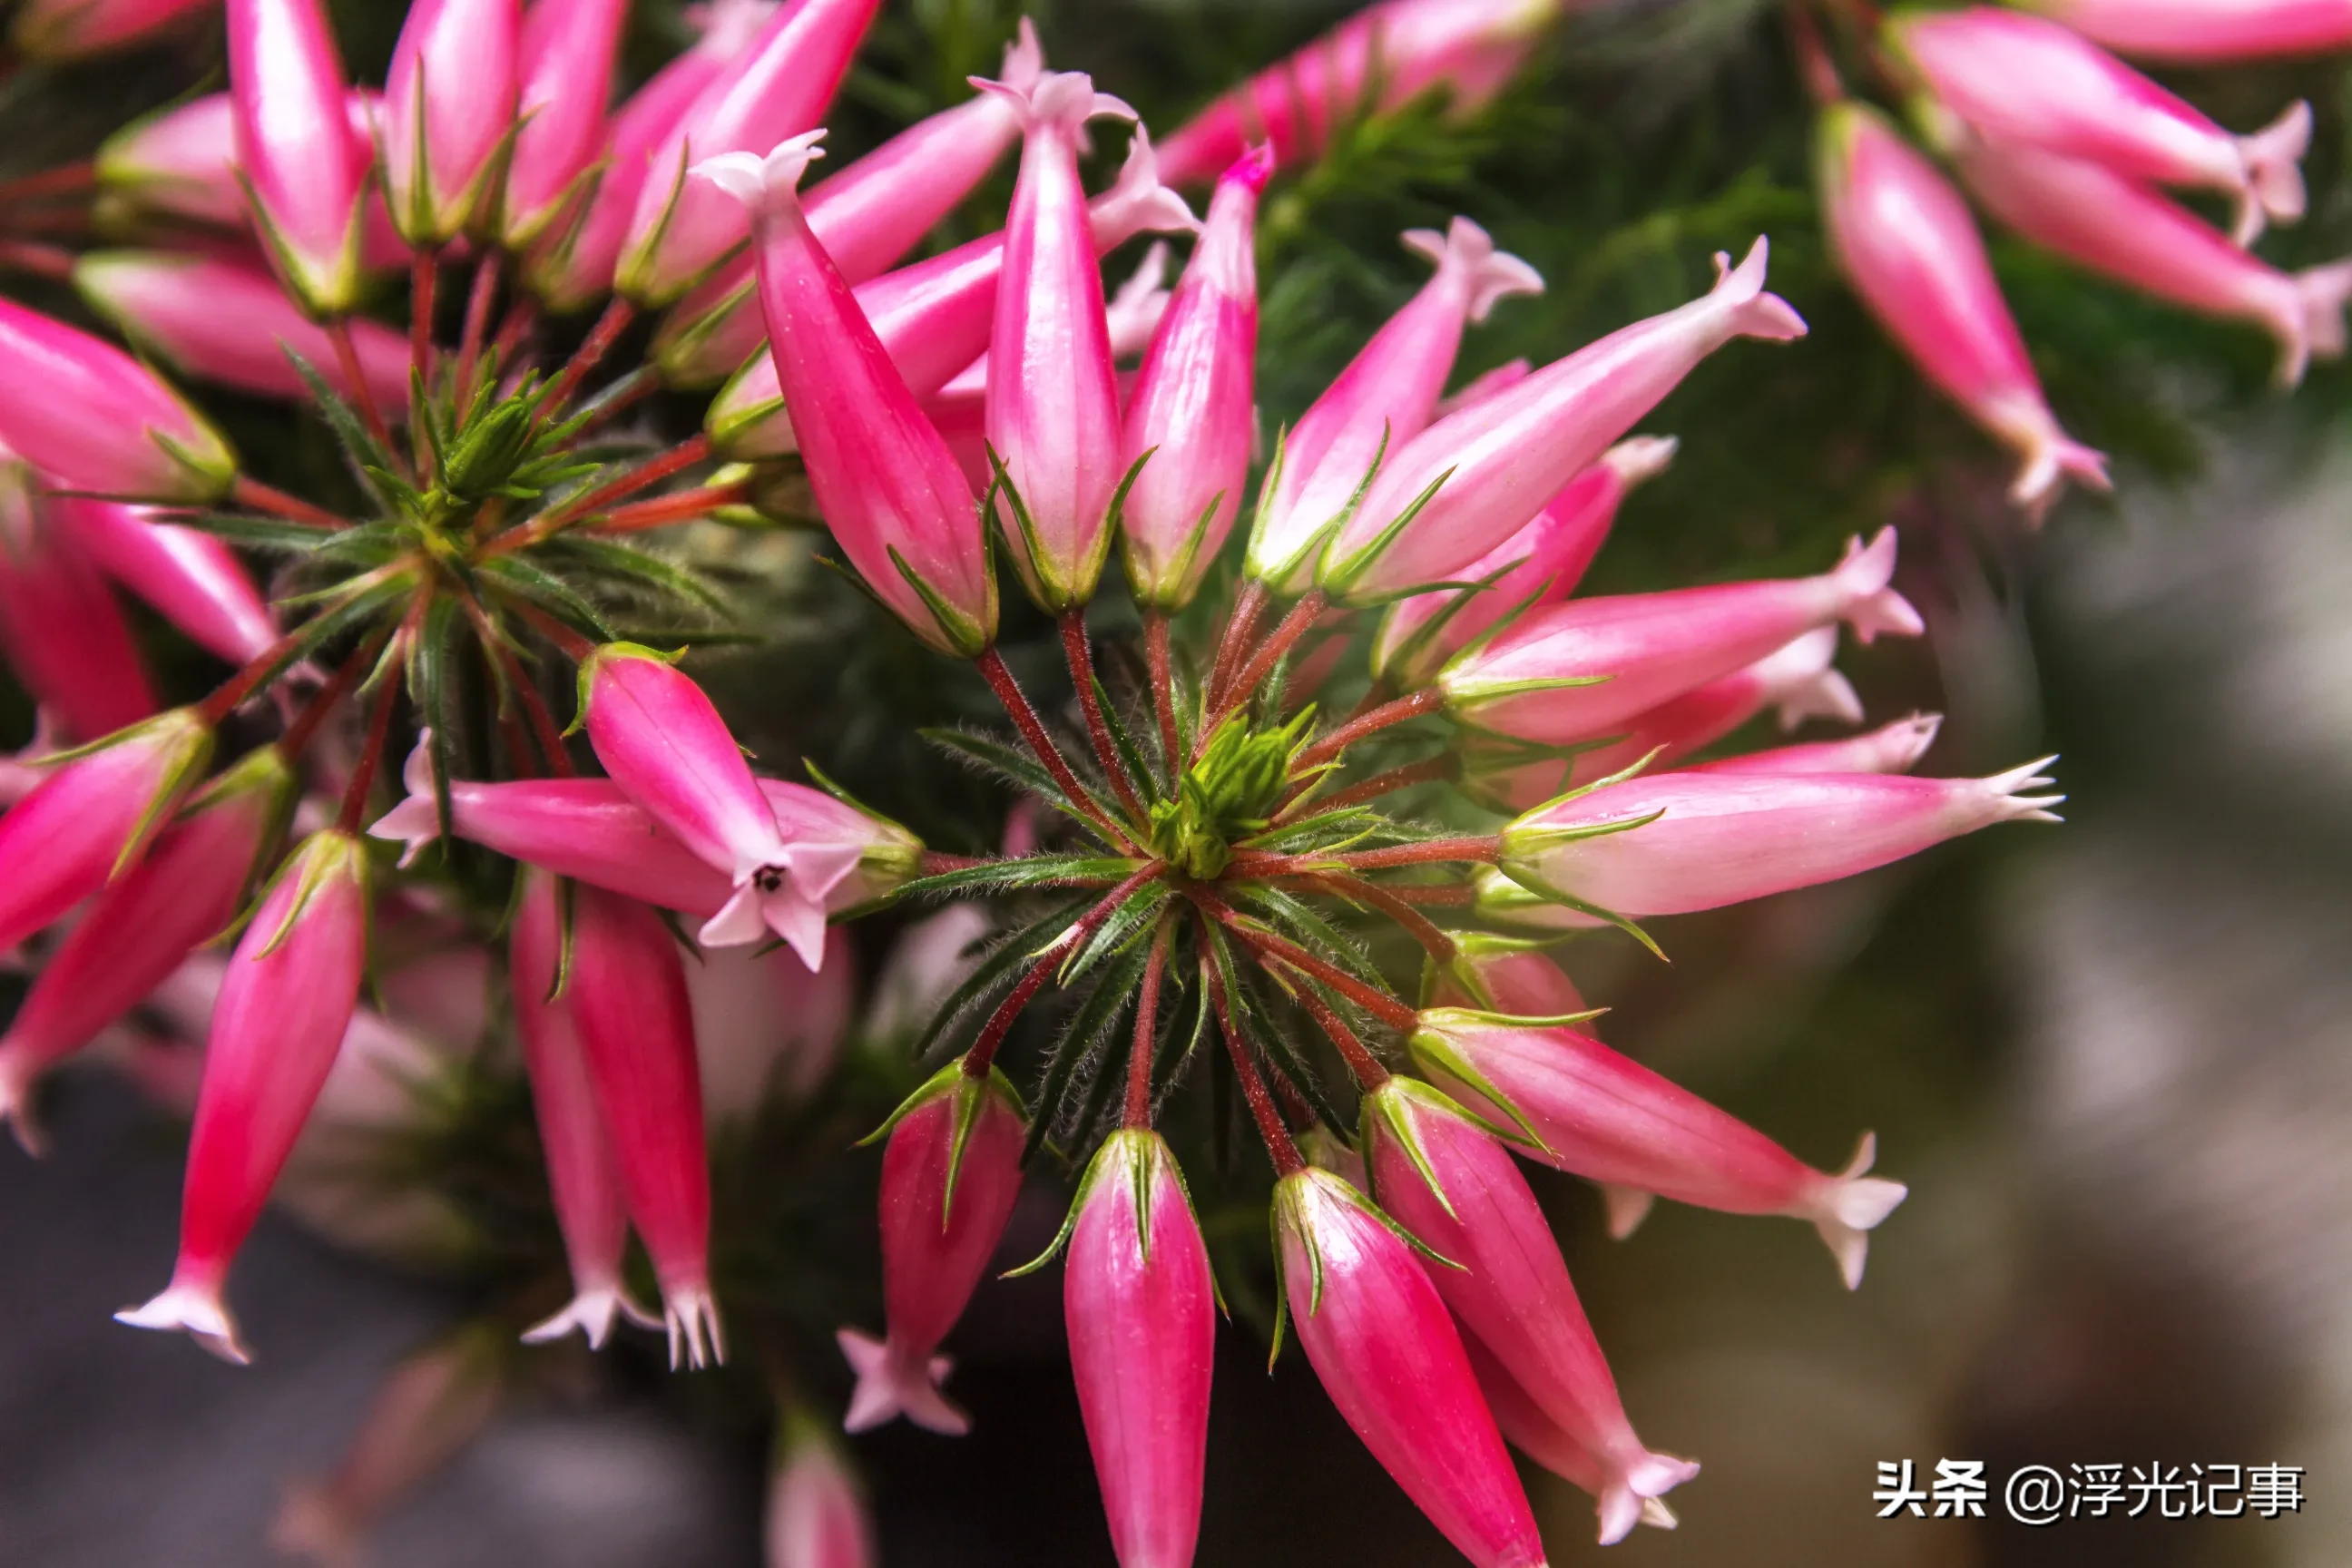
[1690,712,1945,777]
[1409,1011,1910,1285]
[1893,6,2311,246]
[1459,1334,1679,1535]
[1818,101,2109,515]
[2010,0,2352,64]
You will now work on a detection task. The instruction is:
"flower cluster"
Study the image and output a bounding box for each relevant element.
[8,0,2321,1562]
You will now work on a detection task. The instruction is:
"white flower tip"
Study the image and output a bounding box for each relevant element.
[1708,236,1807,342]
[1101,126,1200,240]
[2008,429,2110,517]
[1601,1182,1654,1240]
[1601,1452,1701,1543]
[838,1328,969,1434]
[698,880,769,948]
[969,69,1134,131]
[521,1285,662,1349]
[1640,1497,1680,1531]
[1983,754,2063,822]
[0,1066,47,1158]
[1882,711,1944,772]
[2242,99,2311,235]
[1808,1132,1906,1289]
[1602,433,1678,487]
[691,132,827,214]
[2283,257,2352,389]
[1833,527,1924,643]
[1780,668,1864,730]
[1404,216,1544,323]
[663,1285,727,1370]
[115,1280,251,1365]
[999,15,1046,91]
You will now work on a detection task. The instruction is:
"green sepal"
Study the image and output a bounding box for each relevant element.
[562,639,681,736]
[1317,456,1453,602]
[40,710,219,878]
[856,1057,1027,1228]
[250,828,370,961]
[887,544,992,660]
[1403,1021,1553,1152]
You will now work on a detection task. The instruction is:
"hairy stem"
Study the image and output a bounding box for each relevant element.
[1203,578,1268,713]
[494,434,713,552]
[963,862,1163,1077]
[0,240,74,279]
[590,479,750,534]
[1201,590,1327,744]
[1123,926,1171,1129]
[1281,973,1391,1089]
[1308,872,1455,962]
[0,161,93,204]
[1214,915,1420,1032]
[1061,612,1147,821]
[1279,753,1454,819]
[335,633,408,834]
[1143,610,1181,783]
[542,297,635,415]
[1204,952,1304,1176]
[1327,837,1501,871]
[975,646,1142,853]
[1293,687,1446,771]
[230,475,346,530]
[330,318,400,467]
[456,252,499,398]
[410,247,439,386]
[274,634,378,760]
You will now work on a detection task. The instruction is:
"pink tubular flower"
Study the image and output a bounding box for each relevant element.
[1440,528,1920,747]
[368,732,919,916]
[974,72,1138,612]
[580,642,858,962]
[1495,757,2063,922]
[0,470,158,741]
[617,0,882,306]
[1325,239,1804,601]
[651,21,1046,385]
[1428,932,1588,1018]
[0,299,237,503]
[703,127,1194,456]
[116,828,369,1363]
[1818,102,2108,514]
[1058,1131,1215,1568]
[839,1058,1026,1435]
[2011,0,2352,63]
[1364,1079,1697,1544]
[1460,1333,1677,1534]
[696,136,997,656]
[95,93,248,229]
[767,1413,877,1568]
[0,707,213,957]
[74,250,411,411]
[1690,711,1944,777]
[1245,216,1544,592]
[1371,435,1679,687]
[522,0,767,312]
[1272,1167,1546,1568]
[1408,1010,1911,1285]
[510,871,660,1348]
[1118,148,1271,611]
[496,0,632,249]
[7,0,214,59]
[228,0,370,316]
[1894,7,2311,247]
[382,0,520,246]
[1950,133,2352,388]
[1158,0,1568,186]
[562,882,723,1367]
[52,495,278,666]
[0,748,292,1152]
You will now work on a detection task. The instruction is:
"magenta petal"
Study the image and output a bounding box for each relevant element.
[381,0,520,244]
[0,299,237,502]
[52,495,278,665]
[0,475,159,741]
[498,0,632,248]
[229,0,369,315]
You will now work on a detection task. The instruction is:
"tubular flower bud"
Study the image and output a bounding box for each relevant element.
[1893,6,2310,246]
[496,0,632,249]
[382,0,520,246]
[1372,435,1678,688]
[1118,148,1272,611]
[1949,132,2352,388]
[1408,1011,1911,1285]
[702,127,1194,453]
[838,1058,1026,1435]
[1818,102,2108,515]
[74,250,411,411]
[1058,1131,1215,1568]
[1460,1332,1679,1535]
[651,21,1046,382]
[766,1412,877,1568]
[975,72,1140,612]
[8,0,215,61]
[562,883,723,1367]
[1246,216,1544,593]
[1157,0,1569,185]
[1325,239,1803,602]
[1436,358,1534,418]
[95,93,249,229]
[1690,712,1945,777]
[0,707,214,957]
[1426,933,1588,1018]
[0,299,236,503]
[1363,1080,1697,1544]
[116,828,369,1364]
[2011,0,2352,64]
[228,0,370,316]
[580,643,857,963]
[1272,1167,1547,1568]
[616,0,882,306]
[0,749,294,1153]
[52,495,278,666]
[1495,758,2063,923]
[368,732,919,916]
[523,0,768,312]
[511,871,660,1348]
[694,137,997,657]
[1441,529,1921,748]
[0,471,159,741]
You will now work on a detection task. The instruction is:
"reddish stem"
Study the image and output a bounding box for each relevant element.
[335,632,409,834]
[472,606,573,776]
[1123,927,1170,1128]
[975,646,1142,852]
[1282,754,1453,818]
[1327,837,1500,872]
[199,623,316,723]
[1282,972,1391,1089]
[496,434,713,551]
[456,251,499,398]
[409,248,439,386]
[275,633,379,760]
[590,480,750,534]
[1204,578,1268,712]
[330,318,401,464]
[1293,687,1446,770]
[1061,612,1147,822]
[963,861,1163,1077]
[0,240,73,279]
[0,160,93,204]
[1203,590,1327,741]
[1204,951,1304,1176]
[917,851,991,875]
[1308,872,1455,962]
[1143,610,1181,781]
[542,297,635,415]
[492,294,538,366]
[232,475,347,529]
[500,593,598,660]
[1215,915,1420,1032]
[1788,2,1847,104]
